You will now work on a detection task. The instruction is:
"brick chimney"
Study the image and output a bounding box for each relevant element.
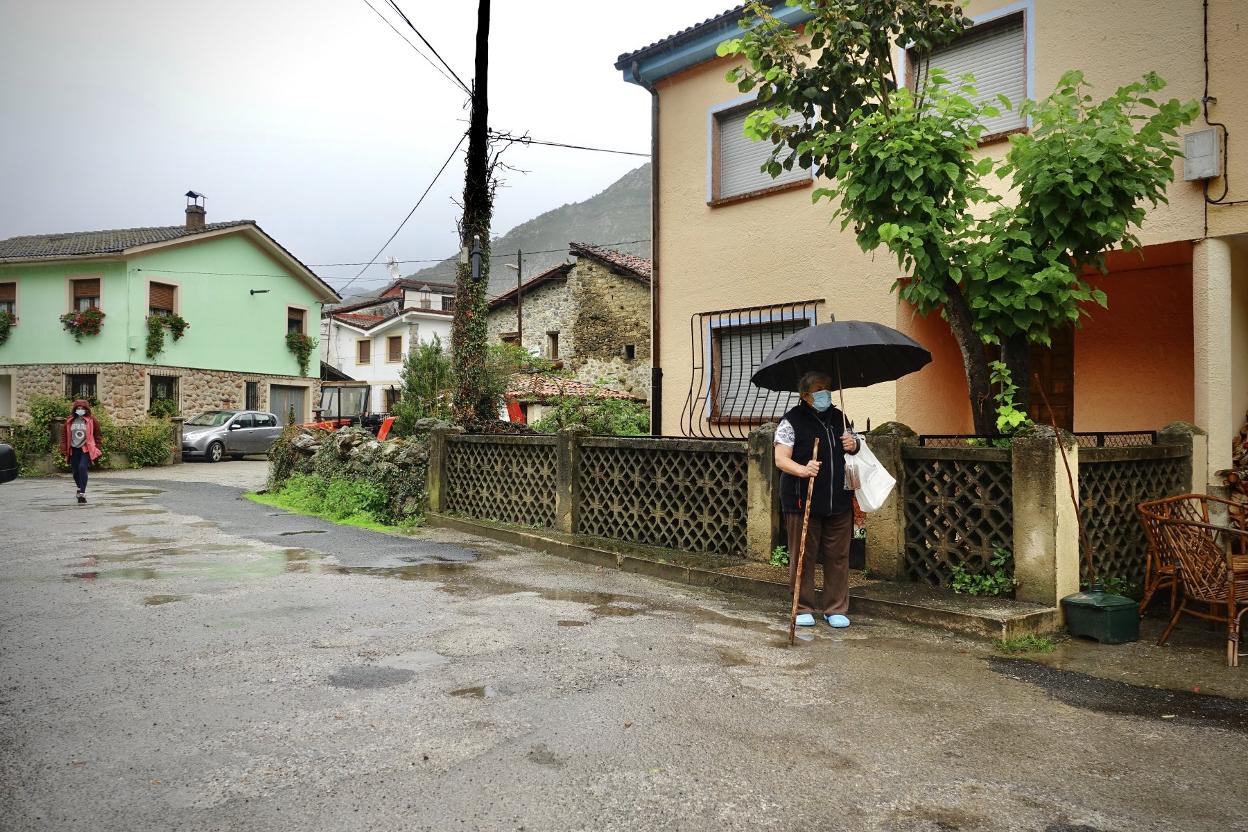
[184,190,205,229]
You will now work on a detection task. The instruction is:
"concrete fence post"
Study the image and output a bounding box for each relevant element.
[556,426,590,534]
[1011,426,1080,610]
[746,424,781,562]
[863,422,916,580]
[169,417,184,465]
[1158,421,1208,494]
[425,424,463,513]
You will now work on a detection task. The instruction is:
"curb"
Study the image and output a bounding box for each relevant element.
[427,513,1062,641]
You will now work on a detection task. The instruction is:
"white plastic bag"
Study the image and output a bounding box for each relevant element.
[849,436,896,513]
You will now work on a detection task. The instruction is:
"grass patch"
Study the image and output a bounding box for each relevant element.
[246,473,421,534]
[994,634,1057,655]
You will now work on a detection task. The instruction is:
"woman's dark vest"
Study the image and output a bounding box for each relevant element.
[779,402,853,516]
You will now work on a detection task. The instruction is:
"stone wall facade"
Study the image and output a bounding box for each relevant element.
[566,258,650,400]
[0,362,319,425]
[487,275,575,360]
[486,256,650,400]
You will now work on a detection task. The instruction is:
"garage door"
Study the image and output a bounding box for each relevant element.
[270,385,307,426]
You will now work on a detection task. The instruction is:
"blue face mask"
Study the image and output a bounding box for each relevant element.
[810,390,833,412]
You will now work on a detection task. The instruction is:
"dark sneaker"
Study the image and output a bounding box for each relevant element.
[76,492,86,504]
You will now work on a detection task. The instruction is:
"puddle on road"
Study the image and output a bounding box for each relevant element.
[109,524,175,546]
[115,508,168,516]
[103,488,164,496]
[557,620,589,628]
[144,594,189,606]
[278,530,327,537]
[327,665,416,690]
[450,684,499,699]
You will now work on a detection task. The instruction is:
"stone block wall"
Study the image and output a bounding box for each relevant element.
[487,276,575,360]
[567,259,650,400]
[0,362,319,425]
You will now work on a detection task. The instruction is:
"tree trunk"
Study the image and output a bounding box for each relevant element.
[1000,332,1032,419]
[941,281,994,434]
[452,0,493,425]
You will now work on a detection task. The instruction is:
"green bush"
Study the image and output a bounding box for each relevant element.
[950,548,1019,597]
[148,397,179,419]
[106,419,173,468]
[531,395,649,436]
[10,395,71,475]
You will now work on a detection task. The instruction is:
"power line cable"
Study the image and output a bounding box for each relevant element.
[384,0,472,95]
[489,131,649,158]
[337,131,469,294]
[358,0,467,95]
[314,238,652,270]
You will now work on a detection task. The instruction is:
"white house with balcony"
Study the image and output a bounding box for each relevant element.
[320,274,454,413]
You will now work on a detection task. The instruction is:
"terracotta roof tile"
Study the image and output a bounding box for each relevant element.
[615,2,764,68]
[569,242,651,280]
[507,373,643,402]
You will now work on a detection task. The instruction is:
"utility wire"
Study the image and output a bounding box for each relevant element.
[489,131,649,158]
[316,238,652,270]
[337,131,469,295]
[384,0,472,95]
[358,0,467,95]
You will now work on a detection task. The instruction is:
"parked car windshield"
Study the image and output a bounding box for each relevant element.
[186,411,237,427]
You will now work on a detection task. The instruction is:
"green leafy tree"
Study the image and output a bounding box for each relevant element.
[393,334,454,433]
[719,0,1198,432]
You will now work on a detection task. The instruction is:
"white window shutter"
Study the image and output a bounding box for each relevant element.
[717,108,807,199]
[917,16,1026,135]
[715,320,806,418]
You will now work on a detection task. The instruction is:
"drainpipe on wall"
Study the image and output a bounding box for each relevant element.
[634,60,662,436]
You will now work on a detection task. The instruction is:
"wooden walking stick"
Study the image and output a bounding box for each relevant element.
[788,438,821,645]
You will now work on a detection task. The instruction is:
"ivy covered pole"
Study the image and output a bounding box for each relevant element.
[721,0,1197,433]
[451,0,495,425]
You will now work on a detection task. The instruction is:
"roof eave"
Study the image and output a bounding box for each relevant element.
[617,4,813,87]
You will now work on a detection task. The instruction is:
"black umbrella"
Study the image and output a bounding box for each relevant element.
[750,320,932,417]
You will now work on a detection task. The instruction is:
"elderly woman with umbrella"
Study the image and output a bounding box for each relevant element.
[752,320,931,637]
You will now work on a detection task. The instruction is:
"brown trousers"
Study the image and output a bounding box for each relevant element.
[785,510,853,617]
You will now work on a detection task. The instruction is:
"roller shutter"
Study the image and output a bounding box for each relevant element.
[717,107,806,199]
[714,319,807,419]
[914,15,1026,135]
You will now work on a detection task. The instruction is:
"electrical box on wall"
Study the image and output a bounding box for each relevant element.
[1184,127,1222,181]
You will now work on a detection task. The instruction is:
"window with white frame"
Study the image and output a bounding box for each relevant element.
[910,13,1027,136]
[0,282,15,317]
[713,104,806,201]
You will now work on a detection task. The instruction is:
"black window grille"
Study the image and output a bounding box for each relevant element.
[680,300,822,439]
[65,373,97,402]
[245,381,259,411]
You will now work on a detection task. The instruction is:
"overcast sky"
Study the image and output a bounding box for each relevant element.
[0,0,727,293]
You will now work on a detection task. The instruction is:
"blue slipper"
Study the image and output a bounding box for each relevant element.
[794,613,816,627]
[826,614,850,628]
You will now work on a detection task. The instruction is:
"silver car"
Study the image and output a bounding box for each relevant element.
[182,410,283,463]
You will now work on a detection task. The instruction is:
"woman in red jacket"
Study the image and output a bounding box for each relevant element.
[60,399,103,504]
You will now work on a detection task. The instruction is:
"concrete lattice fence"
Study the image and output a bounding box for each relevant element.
[428,421,1206,610]
[867,422,1206,606]
[430,428,750,557]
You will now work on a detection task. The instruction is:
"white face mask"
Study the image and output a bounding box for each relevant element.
[74,409,87,417]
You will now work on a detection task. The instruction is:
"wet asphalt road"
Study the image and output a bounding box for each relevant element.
[1,474,1246,832]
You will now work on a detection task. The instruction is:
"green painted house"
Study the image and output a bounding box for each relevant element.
[0,198,340,426]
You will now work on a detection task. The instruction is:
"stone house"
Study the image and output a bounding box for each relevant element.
[0,194,339,426]
[487,242,651,400]
[320,277,455,412]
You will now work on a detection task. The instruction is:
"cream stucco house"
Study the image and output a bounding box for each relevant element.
[616,0,1248,489]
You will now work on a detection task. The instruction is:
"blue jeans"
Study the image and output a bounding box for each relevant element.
[70,448,89,493]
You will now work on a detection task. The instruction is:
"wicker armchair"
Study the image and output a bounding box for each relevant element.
[1137,495,1207,618]
[1150,511,1248,667]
